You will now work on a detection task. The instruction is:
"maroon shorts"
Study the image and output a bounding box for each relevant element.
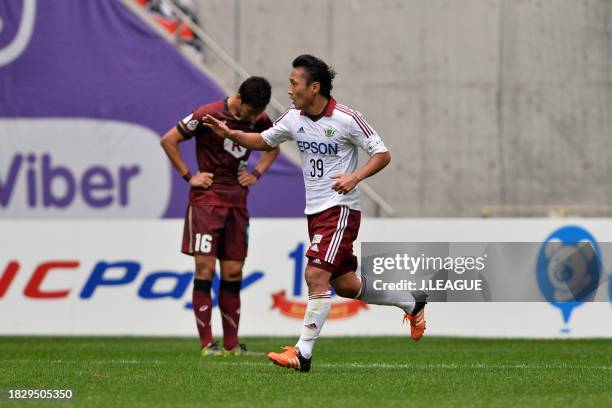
[181,205,249,260]
[305,205,361,278]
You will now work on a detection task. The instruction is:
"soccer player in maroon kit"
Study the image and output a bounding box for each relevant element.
[160,77,279,356]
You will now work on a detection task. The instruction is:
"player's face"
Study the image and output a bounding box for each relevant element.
[235,103,263,123]
[288,68,317,110]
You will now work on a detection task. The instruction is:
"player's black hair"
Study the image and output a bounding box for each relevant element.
[292,54,336,98]
[238,76,272,110]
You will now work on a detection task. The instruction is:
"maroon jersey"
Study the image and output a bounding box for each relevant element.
[177,99,273,207]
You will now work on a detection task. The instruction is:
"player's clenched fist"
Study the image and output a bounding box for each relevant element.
[330,173,359,195]
[238,171,258,187]
[189,172,214,189]
[203,115,230,138]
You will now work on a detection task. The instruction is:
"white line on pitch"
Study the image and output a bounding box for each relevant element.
[209,361,612,371]
[4,360,611,371]
[2,359,163,365]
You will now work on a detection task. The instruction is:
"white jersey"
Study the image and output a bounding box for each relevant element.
[261,98,388,214]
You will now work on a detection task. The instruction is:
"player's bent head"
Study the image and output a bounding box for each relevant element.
[292,54,336,98]
[238,76,272,112]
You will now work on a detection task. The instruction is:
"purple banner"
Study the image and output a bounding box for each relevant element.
[0,0,304,218]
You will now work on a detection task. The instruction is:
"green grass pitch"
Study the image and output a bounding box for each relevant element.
[1,336,611,407]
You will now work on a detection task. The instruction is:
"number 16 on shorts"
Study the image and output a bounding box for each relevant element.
[195,233,212,253]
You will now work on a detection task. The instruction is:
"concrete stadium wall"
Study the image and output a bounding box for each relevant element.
[195,0,612,216]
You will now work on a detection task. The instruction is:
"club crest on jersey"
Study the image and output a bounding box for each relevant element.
[224,138,247,158]
[323,127,336,137]
[187,120,199,131]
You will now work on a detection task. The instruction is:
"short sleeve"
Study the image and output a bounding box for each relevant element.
[176,105,209,139]
[261,109,294,148]
[347,111,388,156]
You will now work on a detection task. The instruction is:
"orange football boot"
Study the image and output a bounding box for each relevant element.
[267,346,311,372]
[404,307,426,341]
[404,291,428,341]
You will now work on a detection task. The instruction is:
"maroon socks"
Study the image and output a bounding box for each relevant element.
[218,280,242,350]
[192,279,213,349]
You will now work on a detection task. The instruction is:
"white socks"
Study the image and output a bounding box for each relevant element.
[295,276,419,360]
[295,291,331,359]
[357,274,416,314]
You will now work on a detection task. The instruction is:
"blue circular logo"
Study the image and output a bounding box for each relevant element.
[536,226,602,331]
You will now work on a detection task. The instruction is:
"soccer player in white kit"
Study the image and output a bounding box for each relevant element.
[204,55,427,372]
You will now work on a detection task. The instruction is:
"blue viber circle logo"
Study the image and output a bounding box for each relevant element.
[536,225,603,333]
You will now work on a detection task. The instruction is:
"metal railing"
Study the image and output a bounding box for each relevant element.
[128,0,397,216]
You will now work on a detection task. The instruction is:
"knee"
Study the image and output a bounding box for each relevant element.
[330,273,361,299]
[305,267,330,292]
[195,267,214,280]
[223,269,242,282]
[333,285,358,298]
[220,261,244,282]
[195,260,215,280]
[305,268,324,285]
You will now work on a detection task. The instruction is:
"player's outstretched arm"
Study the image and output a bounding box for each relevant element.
[330,151,391,194]
[203,115,274,151]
